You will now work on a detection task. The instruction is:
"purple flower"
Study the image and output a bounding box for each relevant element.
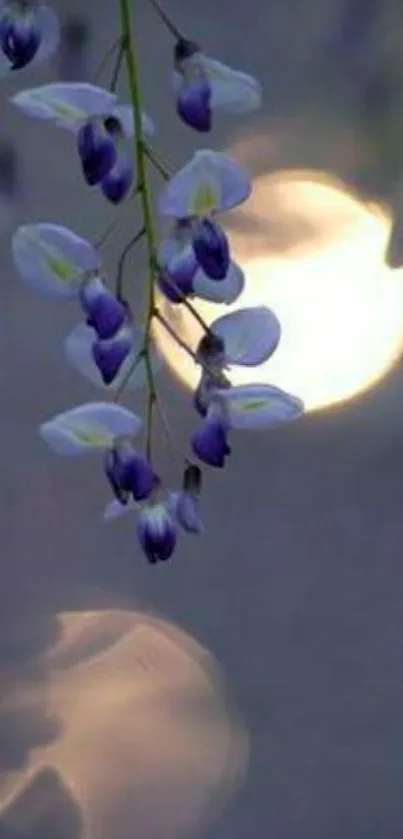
[157,247,197,302]
[136,501,177,563]
[172,39,261,133]
[100,153,133,204]
[176,76,212,133]
[191,411,231,468]
[91,329,132,386]
[0,2,60,72]
[192,218,230,280]
[168,463,204,534]
[77,118,117,186]
[104,441,156,503]
[79,276,127,340]
[0,10,40,69]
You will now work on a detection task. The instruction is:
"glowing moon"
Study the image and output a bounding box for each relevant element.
[154,171,403,411]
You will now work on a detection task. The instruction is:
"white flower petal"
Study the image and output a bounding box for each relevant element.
[210,306,281,366]
[40,402,142,455]
[158,149,252,218]
[104,497,138,522]
[12,223,99,298]
[11,83,117,130]
[193,260,245,304]
[199,56,262,113]
[65,323,162,390]
[34,4,60,62]
[111,104,155,138]
[218,384,304,429]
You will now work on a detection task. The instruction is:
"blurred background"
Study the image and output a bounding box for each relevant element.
[2,0,403,837]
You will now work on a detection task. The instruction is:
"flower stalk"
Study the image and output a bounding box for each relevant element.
[118,0,158,461]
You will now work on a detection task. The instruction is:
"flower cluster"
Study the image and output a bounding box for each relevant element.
[7,0,304,564]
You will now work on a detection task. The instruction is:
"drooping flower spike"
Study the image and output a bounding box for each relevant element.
[11,83,155,203]
[9,0,305,568]
[0,0,59,73]
[158,150,251,279]
[173,37,262,132]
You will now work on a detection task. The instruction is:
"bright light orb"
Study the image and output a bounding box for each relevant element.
[154,171,403,412]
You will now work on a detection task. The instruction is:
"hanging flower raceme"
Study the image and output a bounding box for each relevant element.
[0,0,59,73]
[173,36,262,132]
[11,82,155,203]
[158,149,251,280]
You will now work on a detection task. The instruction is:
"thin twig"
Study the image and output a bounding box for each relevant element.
[94,216,120,249]
[155,267,211,333]
[110,40,126,91]
[113,349,145,402]
[154,308,200,364]
[91,37,122,85]
[144,143,171,180]
[115,226,146,298]
[146,0,183,39]
[154,393,184,458]
[143,350,156,462]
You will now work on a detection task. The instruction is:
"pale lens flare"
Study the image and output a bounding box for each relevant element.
[0,610,248,839]
[154,171,403,411]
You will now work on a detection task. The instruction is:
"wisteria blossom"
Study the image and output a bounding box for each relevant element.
[173,36,262,132]
[12,222,100,297]
[157,221,245,304]
[7,0,306,565]
[158,149,251,279]
[0,0,59,73]
[12,82,155,202]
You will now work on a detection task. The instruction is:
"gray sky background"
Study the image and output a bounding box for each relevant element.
[2,1,403,837]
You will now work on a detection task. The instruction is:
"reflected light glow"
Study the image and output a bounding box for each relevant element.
[154,171,403,411]
[0,610,248,839]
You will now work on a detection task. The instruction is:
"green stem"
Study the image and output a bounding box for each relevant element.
[119,0,158,462]
[115,226,145,298]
